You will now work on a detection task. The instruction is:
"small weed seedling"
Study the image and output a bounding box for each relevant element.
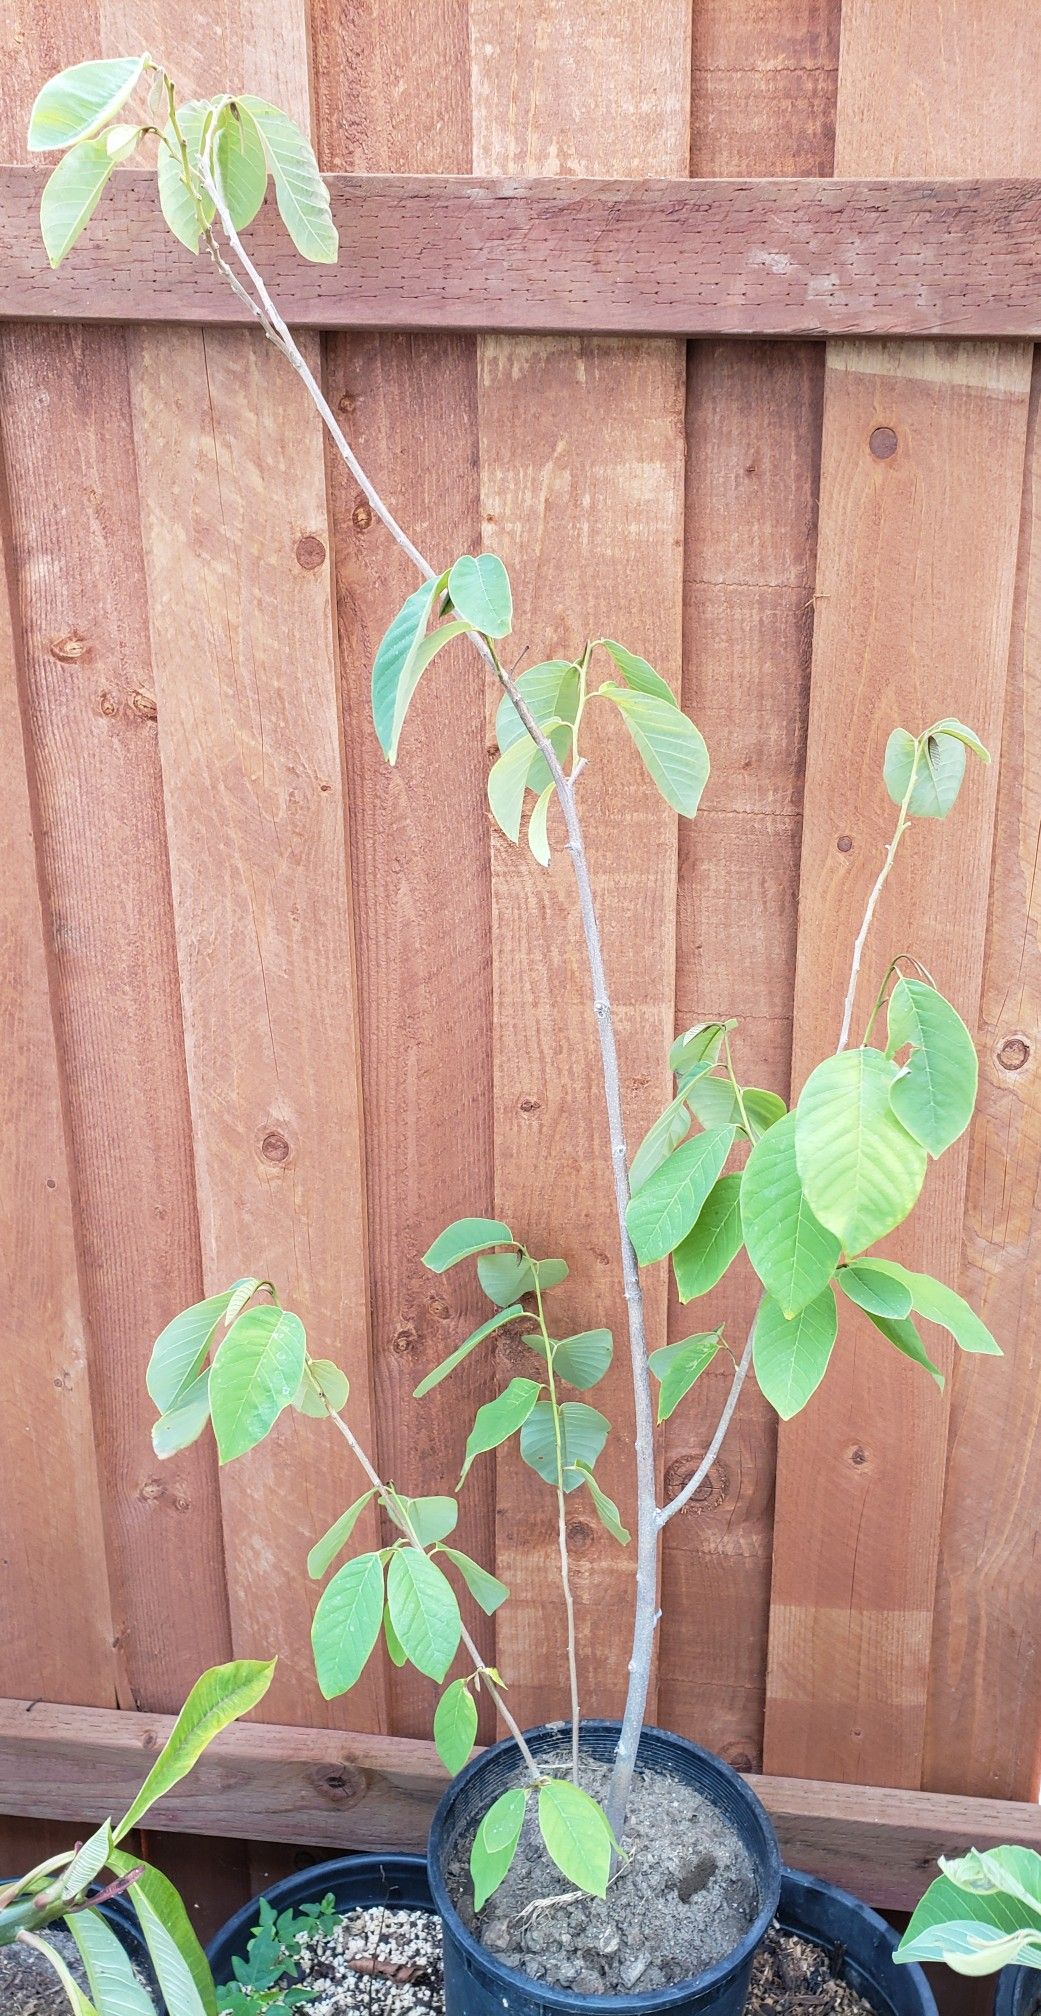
[218,1893,340,2015]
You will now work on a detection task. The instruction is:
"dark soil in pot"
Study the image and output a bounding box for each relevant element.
[0,1918,155,2015]
[444,1749,759,1995]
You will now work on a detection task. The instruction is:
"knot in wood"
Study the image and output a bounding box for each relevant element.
[352,500,373,532]
[837,834,853,853]
[295,533,326,570]
[869,425,899,459]
[665,1455,729,1511]
[260,1129,291,1164]
[49,632,90,663]
[998,1035,1030,1071]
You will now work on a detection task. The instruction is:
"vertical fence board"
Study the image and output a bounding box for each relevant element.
[470,0,689,1729]
[765,0,1039,1786]
[313,4,496,1743]
[660,0,839,1773]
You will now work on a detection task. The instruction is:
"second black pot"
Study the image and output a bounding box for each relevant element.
[205,1851,434,1989]
[778,1869,937,2016]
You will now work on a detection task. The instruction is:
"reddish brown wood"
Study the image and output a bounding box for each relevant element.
[3,168,1041,334]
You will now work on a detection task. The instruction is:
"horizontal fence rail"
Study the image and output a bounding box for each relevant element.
[3,168,1041,334]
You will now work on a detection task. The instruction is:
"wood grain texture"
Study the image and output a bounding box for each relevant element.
[923,356,1041,1801]
[6,168,1041,335]
[314,4,496,1741]
[6,1696,1041,1911]
[660,0,838,1775]
[471,0,688,1729]
[766,0,1041,1792]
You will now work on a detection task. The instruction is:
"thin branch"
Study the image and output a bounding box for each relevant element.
[837,752,921,1052]
[657,1326,754,1528]
[534,1271,581,1780]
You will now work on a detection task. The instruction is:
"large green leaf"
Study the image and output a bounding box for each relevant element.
[740,1112,840,1317]
[433,1678,479,1775]
[371,576,449,761]
[753,1289,838,1419]
[524,1328,612,1389]
[495,661,580,755]
[519,1400,609,1492]
[237,97,338,261]
[598,638,677,706]
[147,1282,254,1414]
[487,721,571,842]
[292,1356,350,1417]
[413,1305,525,1399]
[470,1787,528,1911]
[108,1852,216,2016]
[897,1849,1041,1975]
[209,1305,306,1461]
[67,1906,157,2016]
[601,686,709,816]
[151,1371,211,1459]
[868,1263,1001,1355]
[386,1494,459,1546]
[115,1659,275,1840]
[884,724,977,820]
[671,1172,744,1302]
[886,977,978,1155]
[795,1048,927,1255]
[438,1546,509,1614]
[311,1552,385,1698]
[625,1125,736,1264]
[29,57,146,151]
[40,136,119,267]
[867,1310,944,1390]
[835,1260,913,1320]
[307,1491,376,1580]
[648,1331,723,1423]
[447,554,512,638]
[158,99,269,255]
[538,1781,613,1899]
[424,1217,514,1271]
[477,1251,567,1306]
[386,1549,462,1682]
[459,1377,542,1484]
[207,103,268,230]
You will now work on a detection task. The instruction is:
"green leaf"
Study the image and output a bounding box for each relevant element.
[477,1251,568,1306]
[495,661,580,756]
[527,783,555,866]
[886,977,978,1155]
[795,1048,927,1256]
[22,1935,97,2015]
[931,719,991,764]
[386,1549,462,1682]
[549,1330,613,1390]
[311,1552,385,1698]
[597,639,677,706]
[434,1678,479,1775]
[371,576,450,762]
[293,1357,350,1417]
[648,1331,723,1423]
[40,137,118,267]
[208,103,268,231]
[148,1285,249,1414]
[108,1851,217,2016]
[668,1020,733,1077]
[836,1261,913,1320]
[459,1377,542,1485]
[115,1659,275,1840]
[884,725,966,819]
[471,1787,527,1911]
[156,101,214,252]
[942,1845,1041,1917]
[152,1371,212,1459]
[672,1173,744,1302]
[538,1781,613,1899]
[626,1126,736,1265]
[307,1492,376,1580]
[519,1400,609,1492]
[423,1216,514,1272]
[574,1460,630,1544]
[386,1494,459,1546]
[753,1289,838,1420]
[685,1076,786,1141]
[488,721,571,843]
[871,1264,1001,1355]
[439,1546,509,1614]
[628,1082,699,1194]
[61,1821,114,1898]
[237,97,338,262]
[601,686,709,816]
[383,1603,408,1666]
[209,1305,306,1462]
[29,57,146,151]
[447,554,513,638]
[413,1305,525,1400]
[897,1852,1041,1975]
[67,1906,157,2016]
[867,1310,945,1390]
[158,98,271,257]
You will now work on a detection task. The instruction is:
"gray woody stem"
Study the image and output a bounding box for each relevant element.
[202,176,748,1842]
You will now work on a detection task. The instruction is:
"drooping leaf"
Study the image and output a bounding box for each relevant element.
[459,1377,542,1484]
[884,725,966,819]
[648,1331,723,1423]
[470,1787,527,1911]
[538,1781,614,1899]
[527,784,555,866]
[209,1305,306,1462]
[438,1546,509,1614]
[868,1264,1001,1355]
[628,1082,698,1194]
[21,1935,97,2016]
[152,1371,212,1459]
[836,1261,913,1321]
[424,1217,514,1272]
[447,554,513,638]
[931,720,991,763]
[293,1357,350,1418]
[312,1553,385,1698]
[477,1251,568,1306]
[67,1905,156,2016]
[108,1851,217,2016]
[371,576,448,762]
[147,1286,251,1416]
[413,1305,525,1400]
[115,1659,276,1840]
[601,686,709,816]
[433,1679,479,1775]
[625,1126,737,1264]
[574,1460,630,1544]
[597,638,677,706]
[40,137,118,267]
[487,721,571,843]
[383,1605,407,1667]
[672,1173,744,1302]
[753,1288,838,1420]
[29,57,146,152]
[668,1019,733,1077]
[386,1548,462,1682]
[495,661,581,756]
[519,1400,609,1492]
[867,1310,945,1390]
[307,1492,376,1580]
[237,97,338,262]
[886,977,978,1155]
[386,1495,459,1546]
[795,1048,927,1255]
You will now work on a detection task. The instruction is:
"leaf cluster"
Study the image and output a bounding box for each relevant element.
[217,1893,340,2015]
[897,1847,1041,1976]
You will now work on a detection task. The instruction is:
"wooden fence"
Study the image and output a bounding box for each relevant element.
[3,0,1041,1937]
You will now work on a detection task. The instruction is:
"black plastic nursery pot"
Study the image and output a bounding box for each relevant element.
[427,1719,782,2016]
[206,1851,434,1989]
[996,1963,1038,2016]
[777,1868,937,2016]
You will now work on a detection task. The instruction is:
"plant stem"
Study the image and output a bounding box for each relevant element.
[656,1327,755,1527]
[321,1389,541,1781]
[534,1271,581,1780]
[837,749,922,1052]
[722,1031,752,1136]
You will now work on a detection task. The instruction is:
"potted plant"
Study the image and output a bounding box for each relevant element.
[0,1659,274,2015]
[28,55,1003,2016]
